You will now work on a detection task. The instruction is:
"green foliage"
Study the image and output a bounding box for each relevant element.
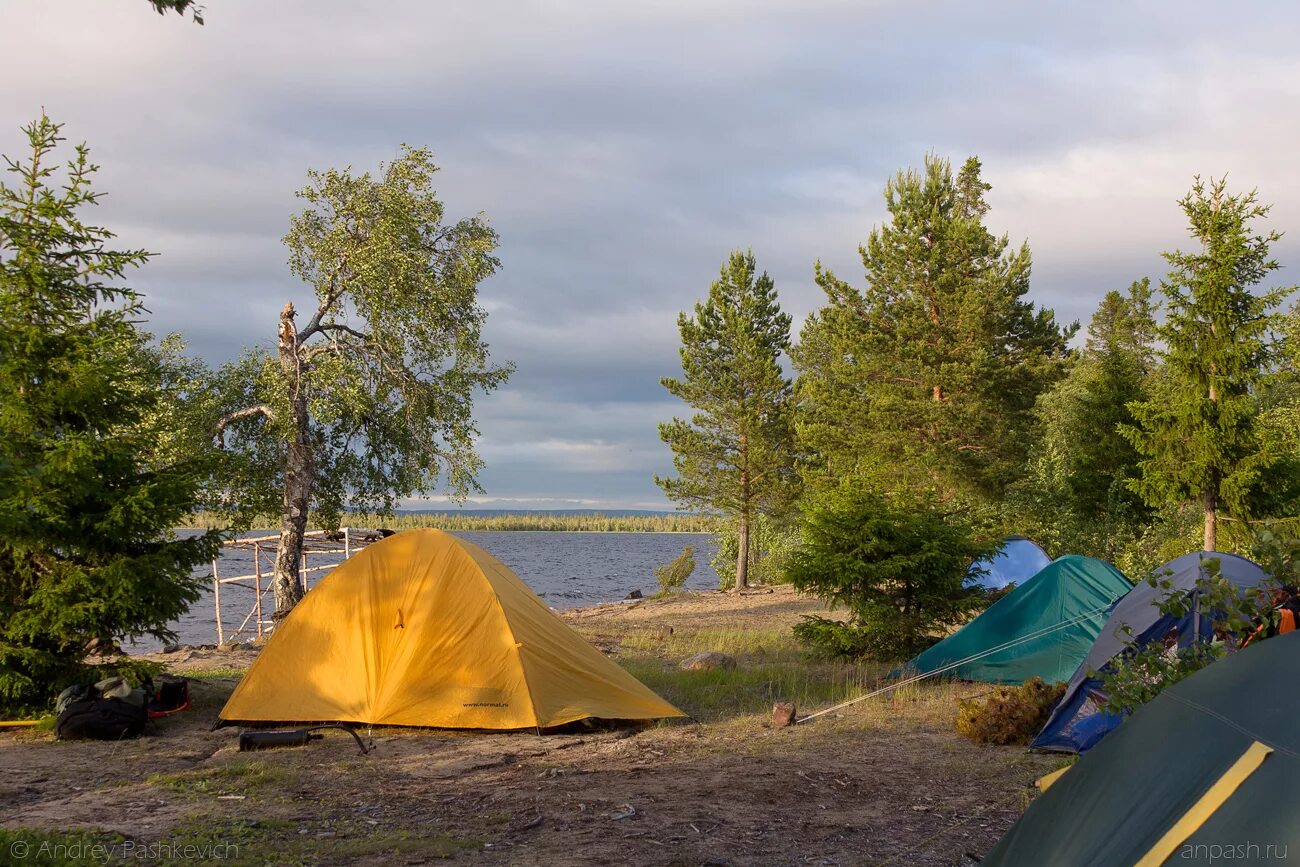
[0,118,221,712]
[791,615,921,660]
[955,677,1066,745]
[656,250,798,589]
[1250,526,1300,586]
[1005,281,1157,560]
[709,513,799,590]
[785,483,995,660]
[0,116,220,712]
[147,0,204,24]
[209,146,511,614]
[1122,177,1297,544]
[792,155,1074,503]
[215,146,511,523]
[655,545,697,594]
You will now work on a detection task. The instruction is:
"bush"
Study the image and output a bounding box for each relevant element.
[956,677,1066,745]
[786,484,994,660]
[793,614,933,661]
[710,514,799,590]
[655,545,696,595]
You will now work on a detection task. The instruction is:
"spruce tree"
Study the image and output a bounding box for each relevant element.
[656,250,797,592]
[793,155,1072,503]
[1122,177,1295,550]
[1068,280,1158,520]
[0,117,220,710]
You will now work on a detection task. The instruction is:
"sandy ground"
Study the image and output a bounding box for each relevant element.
[0,588,1058,866]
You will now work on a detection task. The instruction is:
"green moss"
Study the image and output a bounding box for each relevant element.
[147,758,296,797]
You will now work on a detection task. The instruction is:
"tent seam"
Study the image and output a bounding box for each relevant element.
[1164,693,1300,761]
[458,540,545,730]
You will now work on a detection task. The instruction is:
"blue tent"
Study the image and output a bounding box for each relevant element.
[970,536,1052,589]
[1032,551,1269,754]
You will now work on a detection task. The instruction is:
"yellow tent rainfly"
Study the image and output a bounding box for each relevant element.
[219,529,685,730]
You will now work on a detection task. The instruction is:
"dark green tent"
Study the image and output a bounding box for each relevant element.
[982,631,1300,866]
[902,555,1131,684]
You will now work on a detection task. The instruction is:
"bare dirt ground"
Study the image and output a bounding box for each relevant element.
[0,588,1059,866]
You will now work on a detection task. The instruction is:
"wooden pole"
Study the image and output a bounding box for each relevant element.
[254,542,263,640]
[213,557,223,646]
[343,526,351,560]
[301,552,308,592]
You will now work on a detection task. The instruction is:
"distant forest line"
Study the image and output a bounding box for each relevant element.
[182,510,716,534]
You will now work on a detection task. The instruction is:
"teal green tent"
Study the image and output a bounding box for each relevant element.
[982,631,1300,866]
[903,555,1132,684]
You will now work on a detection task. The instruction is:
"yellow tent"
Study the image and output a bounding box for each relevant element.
[219,529,685,730]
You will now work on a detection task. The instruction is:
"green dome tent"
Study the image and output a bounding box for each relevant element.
[902,555,1132,684]
[982,631,1300,866]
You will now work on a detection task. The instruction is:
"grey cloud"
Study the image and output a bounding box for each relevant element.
[4,0,1299,507]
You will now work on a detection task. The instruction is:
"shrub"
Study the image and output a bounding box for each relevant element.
[710,514,799,590]
[956,677,1066,745]
[786,484,994,660]
[793,614,933,661]
[655,545,696,595]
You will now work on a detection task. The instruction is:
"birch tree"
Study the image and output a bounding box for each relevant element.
[215,146,511,617]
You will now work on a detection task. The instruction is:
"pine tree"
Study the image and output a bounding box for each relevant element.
[1122,177,1295,550]
[0,117,221,710]
[656,250,797,592]
[793,155,1073,502]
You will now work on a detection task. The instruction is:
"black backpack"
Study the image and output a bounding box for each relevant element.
[55,683,149,741]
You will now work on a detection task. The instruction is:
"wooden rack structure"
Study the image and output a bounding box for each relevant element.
[210,527,372,645]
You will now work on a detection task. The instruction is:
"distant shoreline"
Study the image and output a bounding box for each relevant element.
[180,511,716,534]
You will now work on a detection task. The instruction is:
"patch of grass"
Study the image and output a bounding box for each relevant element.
[0,828,127,866]
[182,667,247,680]
[621,654,882,722]
[147,758,296,797]
[617,625,802,658]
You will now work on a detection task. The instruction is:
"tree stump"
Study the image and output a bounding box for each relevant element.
[772,702,797,727]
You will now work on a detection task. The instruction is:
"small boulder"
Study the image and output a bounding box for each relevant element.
[680,651,736,672]
[624,589,643,600]
[84,637,123,657]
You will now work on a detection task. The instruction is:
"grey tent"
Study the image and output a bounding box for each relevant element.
[1032,551,1268,753]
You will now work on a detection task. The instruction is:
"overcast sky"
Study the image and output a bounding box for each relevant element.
[4,1,1299,509]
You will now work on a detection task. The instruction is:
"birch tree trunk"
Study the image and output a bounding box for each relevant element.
[271,302,312,618]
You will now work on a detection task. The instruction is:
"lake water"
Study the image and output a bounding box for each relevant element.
[139,531,719,652]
